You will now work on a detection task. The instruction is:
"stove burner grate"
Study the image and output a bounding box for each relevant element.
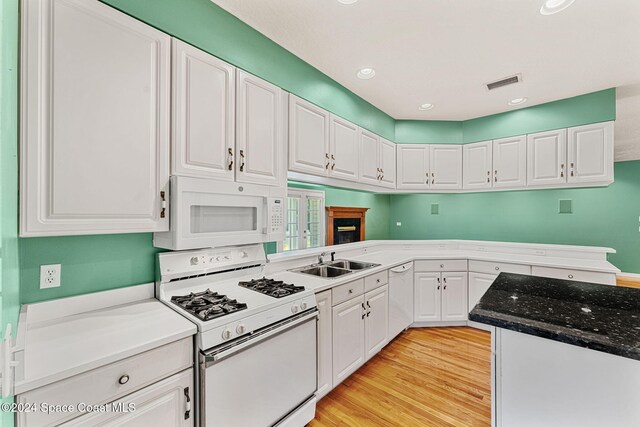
[171,289,247,321]
[238,277,305,299]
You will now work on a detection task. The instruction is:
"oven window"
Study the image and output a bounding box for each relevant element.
[190,206,258,233]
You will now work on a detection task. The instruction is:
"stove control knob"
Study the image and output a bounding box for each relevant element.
[300,302,308,311]
[236,324,246,335]
[291,305,299,314]
[190,256,199,265]
[221,329,232,340]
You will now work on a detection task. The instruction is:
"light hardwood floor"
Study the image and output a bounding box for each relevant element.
[310,327,492,427]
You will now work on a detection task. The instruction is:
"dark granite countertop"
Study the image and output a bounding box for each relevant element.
[469,273,640,361]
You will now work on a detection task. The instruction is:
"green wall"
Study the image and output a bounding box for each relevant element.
[101,0,395,141]
[395,120,463,144]
[463,89,616,143]
[1,0,19,422]
[390,160,640,274]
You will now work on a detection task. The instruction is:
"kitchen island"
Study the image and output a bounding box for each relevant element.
[470,273,640,427]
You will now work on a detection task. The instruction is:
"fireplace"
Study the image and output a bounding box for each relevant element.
[326,207,368,246]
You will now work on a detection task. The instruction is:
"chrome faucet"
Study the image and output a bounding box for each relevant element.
[318,251,336,264]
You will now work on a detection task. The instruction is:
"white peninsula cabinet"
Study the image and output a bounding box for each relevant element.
[414,260,468,324]
[332,274,389,387]
[21,0,171,236]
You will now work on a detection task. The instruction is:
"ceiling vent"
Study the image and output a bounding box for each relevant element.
[486,74,522,91]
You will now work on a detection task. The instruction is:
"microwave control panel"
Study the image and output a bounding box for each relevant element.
[268,198,285,234]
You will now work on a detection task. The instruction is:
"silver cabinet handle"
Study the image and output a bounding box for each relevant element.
[325,153,330,169]
[227,148,234,170]
[239,149,245,172]
[331,154,336,170]
[348,289,353,294]
[118,375,130,385]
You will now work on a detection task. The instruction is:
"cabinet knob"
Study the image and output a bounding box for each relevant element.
[118,375,130,385]
[495,267,500,271]
[568,274,574,279]
[440,264,444,268]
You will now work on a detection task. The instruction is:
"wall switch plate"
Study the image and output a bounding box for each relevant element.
[40,264,61,289]
[558,199,573,214]
[431,203,440,215]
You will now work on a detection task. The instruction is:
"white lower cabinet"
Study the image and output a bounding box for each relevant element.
[63,370,193,426]
[331,278,389,387]
[332,294,366,386]
[364,285,389,359]
[414,271,467,322]
[315,290,333,400]
[468,272,498,312]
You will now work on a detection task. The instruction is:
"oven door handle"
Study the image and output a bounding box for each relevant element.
[204,310,318,365]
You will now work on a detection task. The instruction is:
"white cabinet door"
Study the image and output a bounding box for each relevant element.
[463,141,492,190]
[468,272,497,313]
[414,273,441,322]
[379,138,397,188]
[493,136,527,188]
[21,0,171,236]
[358,129,381,185]
[567,121,614,184]
[315,290,333,400]
[441,272,468,321]
[332,296,365,386]
[329,115,359,181]
[396,145,430,190]
[527,129,567,186]
[172,39,235,181]
[236,70,285,187]
[289,95,330,176]
[430,145,463,190]
[365,285,389,360]
[64,370,193,426]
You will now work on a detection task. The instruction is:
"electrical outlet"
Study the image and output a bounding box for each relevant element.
[40,264,61,289]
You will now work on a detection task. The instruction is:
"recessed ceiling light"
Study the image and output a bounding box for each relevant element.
[508,97,528,106]
[356,68,376,80]
[338,0,358,4]
[540,0,575,15]
[418,103,434,111]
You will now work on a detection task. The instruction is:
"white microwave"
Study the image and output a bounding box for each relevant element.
[154,176,286,250]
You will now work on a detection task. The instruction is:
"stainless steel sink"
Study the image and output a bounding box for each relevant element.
[327,259,381,270]
[293,265,353,278]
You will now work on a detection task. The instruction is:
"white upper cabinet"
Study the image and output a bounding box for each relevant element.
[236,70,285,187]
[463,141,492,190]
[493,136,527,188]
[172,39,235,181]
[21,0,170,236]
[567,121,614,184]
[358,129,381,185]
[430,145,463,190]
[289,95,331,176]
[329,115,359,181]
[397,145,430,190]
[527,129,567,186]
[379,138,397,188]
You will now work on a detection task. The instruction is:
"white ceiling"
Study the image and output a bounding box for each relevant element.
[212,0,640,121]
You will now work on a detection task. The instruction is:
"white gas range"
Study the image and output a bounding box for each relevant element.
[156,244,318,427]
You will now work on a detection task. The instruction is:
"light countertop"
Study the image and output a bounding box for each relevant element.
[14,284,196,395]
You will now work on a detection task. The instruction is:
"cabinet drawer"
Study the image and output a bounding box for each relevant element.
[364,270,389,293]
[531,266,616,286]
[469,260,531,275]
[414,259,467,272]
[17,338,192,426]
[332,279,365,306]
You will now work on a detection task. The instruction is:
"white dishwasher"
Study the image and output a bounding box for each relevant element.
[389,262,414,338]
